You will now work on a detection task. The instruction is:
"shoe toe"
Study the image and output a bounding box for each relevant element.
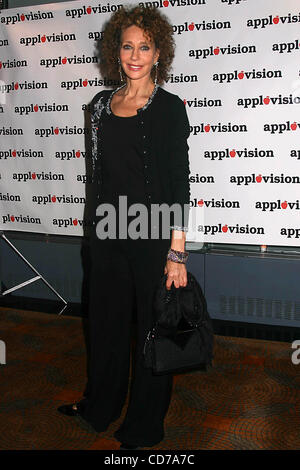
[57,404,79,416]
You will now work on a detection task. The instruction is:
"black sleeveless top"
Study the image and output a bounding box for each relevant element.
[99,110,147,208]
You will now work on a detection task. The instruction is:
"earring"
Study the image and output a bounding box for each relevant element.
[118,58,124,82]
[153,61,159,85]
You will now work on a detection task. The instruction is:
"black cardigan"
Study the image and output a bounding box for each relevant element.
[89,86,191,231]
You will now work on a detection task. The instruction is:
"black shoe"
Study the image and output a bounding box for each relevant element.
[57,401,84,416]
[120,442,140,450]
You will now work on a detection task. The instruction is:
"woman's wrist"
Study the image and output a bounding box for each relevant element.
[167,248,189,264]
[170,229,186,252]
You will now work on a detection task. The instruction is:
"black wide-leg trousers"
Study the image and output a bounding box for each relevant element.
[80,234,173,447]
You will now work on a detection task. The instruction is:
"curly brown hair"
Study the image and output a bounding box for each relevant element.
[99,5,175,85]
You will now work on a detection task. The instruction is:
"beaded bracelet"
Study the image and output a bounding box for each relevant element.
[167,248,189,264]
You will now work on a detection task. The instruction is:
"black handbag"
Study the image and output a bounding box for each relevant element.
[143,271,214,375]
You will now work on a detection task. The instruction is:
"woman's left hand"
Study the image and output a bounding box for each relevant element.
[164,260,187,290]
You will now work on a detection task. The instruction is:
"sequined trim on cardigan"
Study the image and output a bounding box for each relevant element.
[105,83,159,115]
[90,84,159,183]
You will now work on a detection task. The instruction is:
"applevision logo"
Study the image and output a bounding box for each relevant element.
[291,149,300,160]
[173,19,231,35]
[264,121,300,134]
[190,198,240,209]
[256,200,300,212]
[198,223,264,236]
[20,32,76,47]
[0,126,23,136]
[0,10,54,26]
[35,125,88,138]
[213,68,282,84]
[230,173,300,186]
[55,150,86,161]
[189,174,214,184]
[189,43,256,60]
[0,80,47,95]
[12,171,64,182]
[273,39,300,54]
[0,148,44,159]
[15,102,69,116]
[183,96,222,108]
[61,77,120,91]
[238,94,300,109]
[281,227,300,239]
[65,3,123,19]
[32,194,86,205]
[204,147,274,161]
[247,13,300,30]
[139,0,206,8]
[41,54,99,69]
[0,39,9,47]
[0,59,27,69]
[190,122,247,135]
[2,214,41,225]
[53,217,88,228]
[0,192,21,202]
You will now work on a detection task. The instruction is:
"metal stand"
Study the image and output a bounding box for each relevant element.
[0,232,67,315]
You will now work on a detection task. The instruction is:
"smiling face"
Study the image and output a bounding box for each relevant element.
[119,24,160,84]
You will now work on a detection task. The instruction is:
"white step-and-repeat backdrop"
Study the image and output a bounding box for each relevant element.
[0,0,299,245]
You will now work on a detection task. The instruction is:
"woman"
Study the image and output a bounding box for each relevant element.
[58,5,191,449]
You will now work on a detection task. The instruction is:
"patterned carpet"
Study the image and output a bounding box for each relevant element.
[0,306,299,450]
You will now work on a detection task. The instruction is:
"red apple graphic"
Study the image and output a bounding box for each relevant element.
[83,79,88,87]
[163,0,169,6]
[73,219,78,226]
[214,47,220,55]
[264,96,270,105]
[41,35,46,43]
[222,224,228,233]
[14,82,19,90]
[21,14,25,21]
[62,57,67,64]
[76,150,81,158]
[54,127,59,135]
[291,122,297,131]
[281,201,287,209]
[188,22,195,31]
[238,71,244,79]
[87,6,92,14]
[273,15,279,24]
[32,172,36,179]
[204,124,210,132]
[256,174,262,183]
[12,150,16,157]
[230,149,236,157]
[34,105,38,112]
[51,195,56,202]
[198,199,204,206]
[11,216,15,222]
